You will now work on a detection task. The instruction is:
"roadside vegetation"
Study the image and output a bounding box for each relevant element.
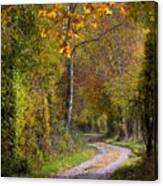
[106,138,157,180]
[33,146,96,177]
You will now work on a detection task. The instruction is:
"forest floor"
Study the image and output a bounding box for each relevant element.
[50,142,132,179]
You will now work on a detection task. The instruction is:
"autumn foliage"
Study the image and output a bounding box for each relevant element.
[1,2,157,179]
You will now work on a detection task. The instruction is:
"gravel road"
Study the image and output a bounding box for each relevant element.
[51,142,132,180]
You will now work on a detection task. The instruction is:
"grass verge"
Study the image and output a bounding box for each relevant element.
[106,139,157,181]
[105,138,144,156]
[105,138,157,180]
[32,146,96,177]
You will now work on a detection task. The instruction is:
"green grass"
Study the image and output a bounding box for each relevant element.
[105,138,145,156]
[106,138,157,180]
[110,153,142,180]
[33,146,96,177]
[110,154,157,180]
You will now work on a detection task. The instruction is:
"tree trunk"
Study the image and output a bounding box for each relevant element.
[146,132,152,156]
[66,57,73,128]
[145,116,153,157]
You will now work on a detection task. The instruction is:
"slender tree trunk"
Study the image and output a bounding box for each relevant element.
[66,57,73,128]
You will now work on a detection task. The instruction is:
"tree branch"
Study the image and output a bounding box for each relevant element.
[72,22,124,55]
[66,4,78,40]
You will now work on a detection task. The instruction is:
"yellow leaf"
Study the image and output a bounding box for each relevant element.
[91,22,97,29]
[40,29,51,38]
[47,11,56,18]
[84,7,91,14]
[76,21,84,30]
[59,47,64,54]
[38,10,47,17]
[51,4,63,11]
[106,9,112,15]
[68,30,79,39]
[98,6,109,15]
[83,4,94,14]
[41,29,47,38]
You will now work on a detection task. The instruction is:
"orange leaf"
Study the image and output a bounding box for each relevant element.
[59,42,72,58]
[46,11,56,18]
[120,7,127,15]
[38,10,47,17]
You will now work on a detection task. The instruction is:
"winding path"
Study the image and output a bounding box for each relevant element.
[51,142,132,179]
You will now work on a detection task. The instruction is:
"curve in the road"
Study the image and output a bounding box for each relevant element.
[50,142,132,179]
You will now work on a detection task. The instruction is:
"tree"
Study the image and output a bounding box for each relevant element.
[38,3,126,128]
[128,1,157,155]
[138,30,157,156]
[1,5,40,176]
[1,4,64,175]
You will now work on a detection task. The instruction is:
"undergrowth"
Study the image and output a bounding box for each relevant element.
[106,138,157,180]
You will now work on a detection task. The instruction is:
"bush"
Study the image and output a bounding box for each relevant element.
[11,157,32,176]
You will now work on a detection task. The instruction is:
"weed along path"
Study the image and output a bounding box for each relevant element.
[51,142,132,179]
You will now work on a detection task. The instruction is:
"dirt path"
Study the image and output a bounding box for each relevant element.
[51,142,132,179]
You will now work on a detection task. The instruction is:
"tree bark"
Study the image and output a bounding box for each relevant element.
[66,57,73,128]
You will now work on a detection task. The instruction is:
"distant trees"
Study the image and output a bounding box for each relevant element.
[73,25,142,135]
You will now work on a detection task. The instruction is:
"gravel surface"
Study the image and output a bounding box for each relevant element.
[51,142,132,180]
